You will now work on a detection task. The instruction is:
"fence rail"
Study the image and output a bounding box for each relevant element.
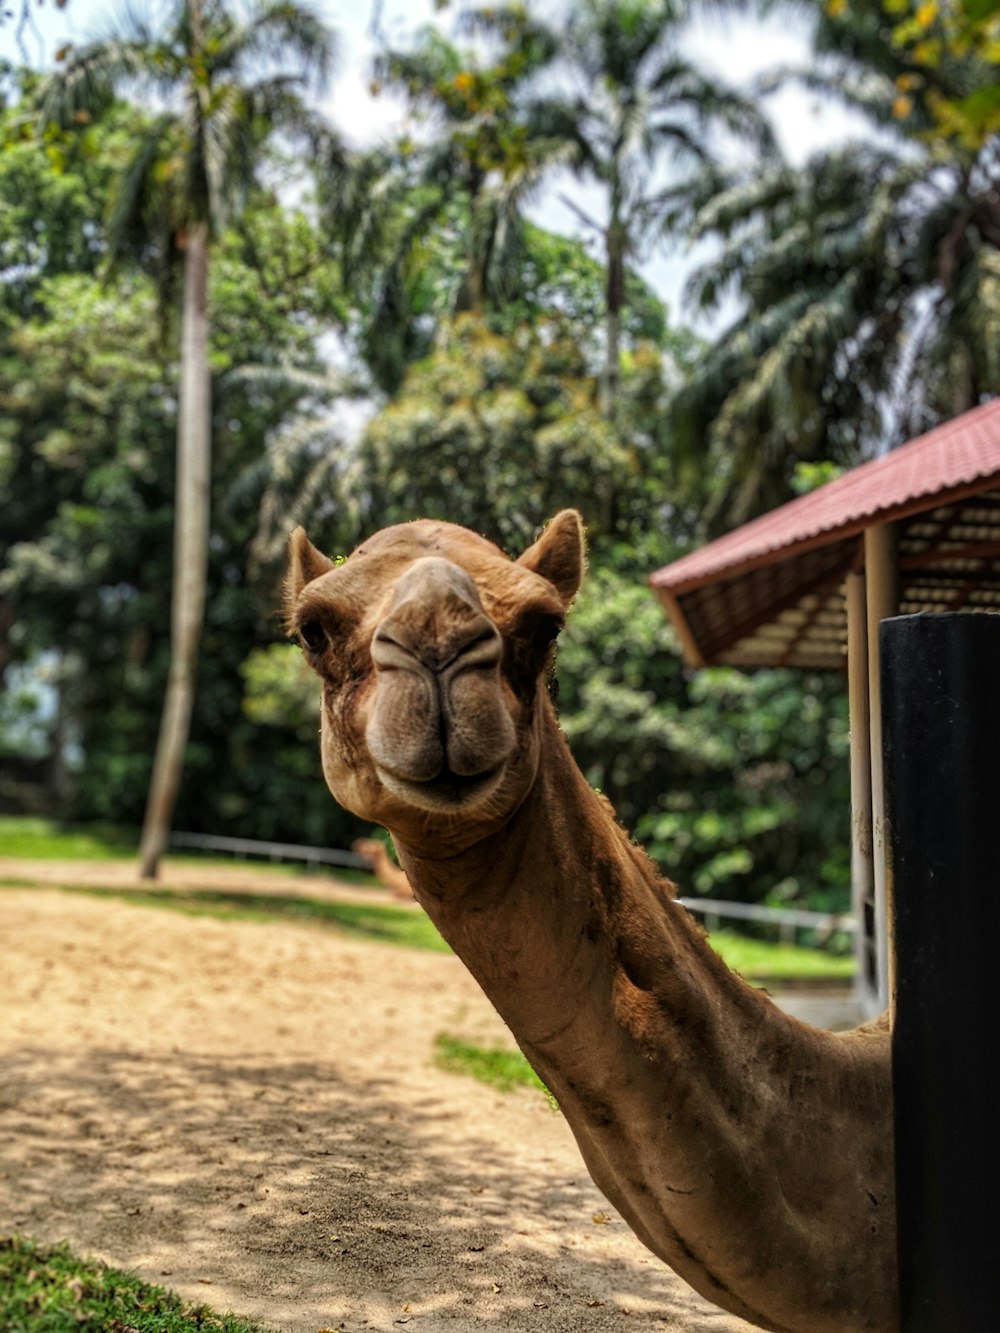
[677,896,856,940]
[170,831,856,941]
[169,831,368,870]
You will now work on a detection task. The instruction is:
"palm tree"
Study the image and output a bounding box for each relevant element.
[528,0,774,421]
[673,0,1000,534]
[328,7,564,393]
[36,0,337,877]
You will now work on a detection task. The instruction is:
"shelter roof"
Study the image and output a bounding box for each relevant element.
[649,398,1000,670]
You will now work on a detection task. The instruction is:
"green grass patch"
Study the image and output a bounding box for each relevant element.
[709,929,855,982]
[0,1234,276,1333]
[0,817,137,860]
[434,1033,555,1101]
[60,884,451,953]
[0,877,856,977]
[0,817,855,980]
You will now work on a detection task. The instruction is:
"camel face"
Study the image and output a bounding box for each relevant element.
[285,511,585,850]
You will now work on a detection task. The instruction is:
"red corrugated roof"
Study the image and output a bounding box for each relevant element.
[650,398,1000,595]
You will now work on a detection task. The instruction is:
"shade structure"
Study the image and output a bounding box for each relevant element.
[648,397,1000,1019]
[649,398,1000,671]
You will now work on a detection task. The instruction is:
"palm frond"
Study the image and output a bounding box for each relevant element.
[33,37,148,126]
[104,109,178,263]
[754,56,938,141]
[215,0,338,91]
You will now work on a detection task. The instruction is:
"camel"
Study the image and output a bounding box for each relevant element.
[351,836,414,899]
[284,510,896,1333]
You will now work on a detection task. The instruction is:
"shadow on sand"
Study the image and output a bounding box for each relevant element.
[0,1045,749,1332]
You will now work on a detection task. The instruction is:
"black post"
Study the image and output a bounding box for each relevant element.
[880,613,999,1330]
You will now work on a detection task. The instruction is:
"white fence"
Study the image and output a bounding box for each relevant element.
[170,831,856,945]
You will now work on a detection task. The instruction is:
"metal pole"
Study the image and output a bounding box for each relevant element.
[880,612,999,1330]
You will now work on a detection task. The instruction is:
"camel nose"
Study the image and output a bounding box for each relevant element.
[368,557,514,786]
[371,557,501,674]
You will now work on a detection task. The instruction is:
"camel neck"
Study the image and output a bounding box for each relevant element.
[396,708,895,1333]
[397,706,763,1050]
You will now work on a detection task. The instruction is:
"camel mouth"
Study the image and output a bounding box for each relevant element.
[375,762,505,812]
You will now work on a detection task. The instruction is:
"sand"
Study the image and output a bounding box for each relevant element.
[0,860,760,1333]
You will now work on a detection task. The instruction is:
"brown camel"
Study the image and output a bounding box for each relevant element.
[285,511,895,1333]
[351,836,414,899]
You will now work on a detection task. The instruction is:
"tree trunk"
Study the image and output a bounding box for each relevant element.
[601,200,625,424]
[138,221,211,879]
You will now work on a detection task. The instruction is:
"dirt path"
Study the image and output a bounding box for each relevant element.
[0,862,760,1333]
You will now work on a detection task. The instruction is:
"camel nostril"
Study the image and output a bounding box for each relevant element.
[444,623,502,672]
[373,615,501,676]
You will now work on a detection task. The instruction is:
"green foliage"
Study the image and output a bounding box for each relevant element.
[557,567,852,912]
[881,0,1000,144]
[488,220,676,351]
[0,93,351,846]
[329,310,686,559]
[32,0,337,245]
[356,314,630,550]
[675,0,1000,532]
[1,4,877,921]
[557,562,689,826]
[643,667,851,911]
[0,265,173,681]
[0,85,125,316]
[330,10,563,391]
[0,1234,277,1333]
[240,643,317,736]
[522,0,774,418]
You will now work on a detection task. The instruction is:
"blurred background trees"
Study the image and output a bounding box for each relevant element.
[672,0,1000,535]
[2,0,997,917]
[32,0,338,874]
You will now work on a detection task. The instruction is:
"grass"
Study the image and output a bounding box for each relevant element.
[0,877,854,976]
[0,879,450,954]
[0,817,373,883]
[0,816,137,860]
[0,815,855,979]
[0,1235,276,1333]
[707,929,855,982]
[434,1033,559,1110]
[108,887,451,952]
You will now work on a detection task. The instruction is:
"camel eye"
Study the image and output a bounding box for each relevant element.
[298,619,328,654]
[521,610,563,656]
[536,619,563,652]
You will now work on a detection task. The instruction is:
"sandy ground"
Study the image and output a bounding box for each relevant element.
[0,858,791,1333]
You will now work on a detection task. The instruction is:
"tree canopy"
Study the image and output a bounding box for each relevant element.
[4,0,996,923]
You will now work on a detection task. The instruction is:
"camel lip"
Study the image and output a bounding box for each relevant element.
[375,762,505,812]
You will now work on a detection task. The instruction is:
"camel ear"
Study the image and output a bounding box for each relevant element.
[286,526,335,602]
[517,510,586,608]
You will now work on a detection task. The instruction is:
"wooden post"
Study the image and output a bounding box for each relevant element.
[881,613,999,1329]
[845,567,879,1016]
[863,522,898,1013]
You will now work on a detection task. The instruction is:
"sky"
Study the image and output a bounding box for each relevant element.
[1,0,870,329]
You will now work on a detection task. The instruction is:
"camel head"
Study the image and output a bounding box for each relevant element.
[285,511,585,855]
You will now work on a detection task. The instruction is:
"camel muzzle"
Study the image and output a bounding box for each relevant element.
[366,556,517,792]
